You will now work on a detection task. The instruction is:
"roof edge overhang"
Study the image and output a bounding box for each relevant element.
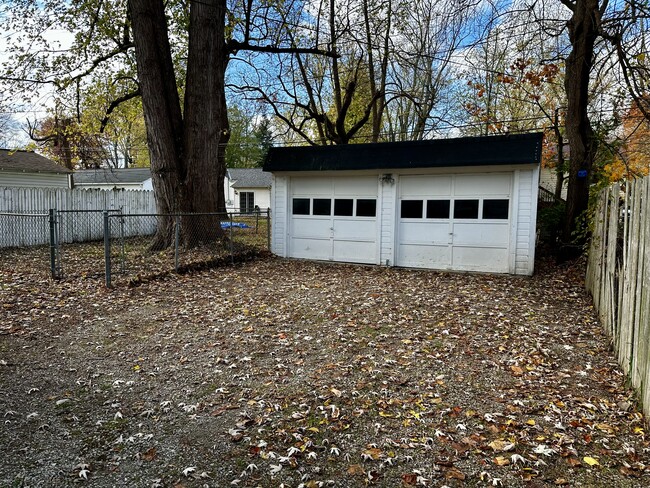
[264,132,543,173]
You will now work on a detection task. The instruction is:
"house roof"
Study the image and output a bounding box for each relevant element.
[74,168,152,185]
[263,132,544,172]
[227,167,272,188]
[0,149,72,174]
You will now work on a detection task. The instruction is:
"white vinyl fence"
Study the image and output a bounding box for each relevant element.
[0,187,156,248]
[586,177,650,418]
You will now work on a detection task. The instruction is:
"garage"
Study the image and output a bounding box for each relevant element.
[397,173,512,273]
[289,176,379,264]
[264,133,542,275]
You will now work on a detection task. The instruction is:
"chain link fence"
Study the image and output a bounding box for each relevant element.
[0,209,271,285]
[0,211,52,278]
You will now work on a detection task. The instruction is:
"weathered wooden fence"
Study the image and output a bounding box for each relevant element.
[0,187,156,248]
[0,186,155,213]
[586,177,650,416]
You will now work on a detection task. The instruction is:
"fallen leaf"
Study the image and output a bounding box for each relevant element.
[445,467,466,480]
[494,456,510,466]
[583,456,600,467]
[142,447,157,461]
[347,464,365,476]
[401,473,418,486]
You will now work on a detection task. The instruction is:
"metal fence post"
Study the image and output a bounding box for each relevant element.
[174,215,180,272]
[229,212,234,264]
[103,210,112,288]
[266,208,271,251]
[48,209,58,279]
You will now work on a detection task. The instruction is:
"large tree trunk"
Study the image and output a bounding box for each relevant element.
[563,0,600,242]
[129,0,227,249]
[182,0,229,243]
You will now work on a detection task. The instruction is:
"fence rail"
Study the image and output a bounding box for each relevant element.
[0,208,271,285]
[586,177,650,418]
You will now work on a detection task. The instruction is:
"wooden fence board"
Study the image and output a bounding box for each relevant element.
[587,176,650,421]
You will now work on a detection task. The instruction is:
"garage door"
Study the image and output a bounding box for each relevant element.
[289,176,379,264]
[397,173,512,273]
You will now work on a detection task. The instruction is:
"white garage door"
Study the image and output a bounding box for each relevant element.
[289,176,379,264]
[397,173,512,273]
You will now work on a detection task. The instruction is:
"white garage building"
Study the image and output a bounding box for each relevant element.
[264,133,542,275]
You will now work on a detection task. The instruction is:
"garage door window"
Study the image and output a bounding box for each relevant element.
[292,198,310,215]
[426,200,450,219]
[482,199,509,219]
[313,198,332,216]
[356,199,377,217]
[454,199,479,219]
[334,199,354,216]
[401,200,423,218]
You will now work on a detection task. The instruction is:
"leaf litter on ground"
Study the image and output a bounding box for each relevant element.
[0,247,649,487]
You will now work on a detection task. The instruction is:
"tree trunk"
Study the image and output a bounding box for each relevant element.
[129,0,227,249]
[182,0,229,243]
[563,0,600,242]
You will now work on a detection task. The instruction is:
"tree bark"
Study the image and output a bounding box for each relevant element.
[129,0,227,248]
[562,0,600,241]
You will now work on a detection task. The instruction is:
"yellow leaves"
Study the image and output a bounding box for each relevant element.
[526,419,536,426]
[408,410,421,420]
[494,456,510,466]
[488,439,515,452]
[583,456,600,467]
[362,447,382,460]
[633,426,645,435]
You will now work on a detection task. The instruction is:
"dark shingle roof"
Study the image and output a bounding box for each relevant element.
[0,149,72,174]
[264,133,543,172]
[74,168,152,185]
[227,167,272,188]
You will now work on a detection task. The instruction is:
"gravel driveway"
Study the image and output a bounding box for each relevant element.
[1,254,648,487]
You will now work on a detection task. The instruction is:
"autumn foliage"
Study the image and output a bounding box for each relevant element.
[604,100,650,181]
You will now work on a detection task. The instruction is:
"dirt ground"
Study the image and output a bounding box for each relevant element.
[1,251,649,487]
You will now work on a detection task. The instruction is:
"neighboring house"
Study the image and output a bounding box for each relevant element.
[73,168,153,191]
[0,149,73,188]
[225,167,272,213]
[539,167,567,200]
[264,133,542,276]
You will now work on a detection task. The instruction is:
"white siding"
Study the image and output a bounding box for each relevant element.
[380,176,396,265]
[514,168,539,275]
[539,167,567,200]
[232,187,271,212]
[270,166,538,275]
[0,171,70,188]
[271,175,288,256]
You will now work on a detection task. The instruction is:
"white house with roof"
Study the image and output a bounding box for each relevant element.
[224,167,272,213]
[73,168,153,191]
[0,149,73,188]
[264,133,542,276]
